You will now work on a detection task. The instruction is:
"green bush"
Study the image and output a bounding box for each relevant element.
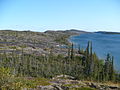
[0,67,12,87]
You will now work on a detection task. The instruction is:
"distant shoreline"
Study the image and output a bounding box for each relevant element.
[95,31,120,34]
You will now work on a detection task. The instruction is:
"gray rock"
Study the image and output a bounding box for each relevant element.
[52,85,63,90]
[37,85,55,90]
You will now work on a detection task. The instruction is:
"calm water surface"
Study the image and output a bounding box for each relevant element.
[70,33,120,70]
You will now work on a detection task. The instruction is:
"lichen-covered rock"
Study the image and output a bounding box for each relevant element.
[37,85,57,90]
[52,75,75,80]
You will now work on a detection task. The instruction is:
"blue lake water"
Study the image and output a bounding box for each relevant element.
[70,33,120,71]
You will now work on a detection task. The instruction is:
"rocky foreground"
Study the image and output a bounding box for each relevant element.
[40,81,120,90]
[24,75,120,90]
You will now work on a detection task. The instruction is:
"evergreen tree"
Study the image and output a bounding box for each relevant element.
[70,43,74,60]
[110,56,115,81]
[78,45,81,54]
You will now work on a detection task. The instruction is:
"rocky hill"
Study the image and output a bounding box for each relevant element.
[0,29,86,56]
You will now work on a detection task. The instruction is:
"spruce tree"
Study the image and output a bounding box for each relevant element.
[70,43,74,60]
[78,45,81,54]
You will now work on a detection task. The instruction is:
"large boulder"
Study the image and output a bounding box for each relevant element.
[52,75,75,80]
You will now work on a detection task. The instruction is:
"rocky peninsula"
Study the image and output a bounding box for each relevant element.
[0,29,87,56]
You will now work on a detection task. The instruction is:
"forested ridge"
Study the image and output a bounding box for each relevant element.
[0,30,120,89]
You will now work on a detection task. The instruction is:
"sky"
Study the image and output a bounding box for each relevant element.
[0,0,120,32]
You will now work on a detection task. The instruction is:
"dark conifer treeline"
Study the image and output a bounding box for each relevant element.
[0,41,120,83]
